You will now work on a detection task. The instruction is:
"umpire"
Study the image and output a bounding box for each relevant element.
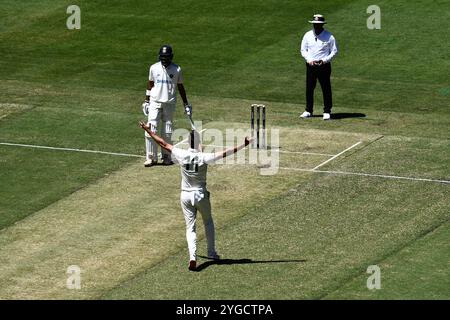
[300,14,338,120]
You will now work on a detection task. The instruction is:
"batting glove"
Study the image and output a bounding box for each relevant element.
[142,101,150,116]
[184,103,192,116]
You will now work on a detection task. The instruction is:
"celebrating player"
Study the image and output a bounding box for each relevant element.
[139,121,253,271]
[142,45,193,167]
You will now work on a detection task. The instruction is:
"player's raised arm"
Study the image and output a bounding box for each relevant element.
[214,137,253,160]
[139,121,173,153]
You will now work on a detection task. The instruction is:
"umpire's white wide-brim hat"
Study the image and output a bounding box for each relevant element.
[309,14,327,24]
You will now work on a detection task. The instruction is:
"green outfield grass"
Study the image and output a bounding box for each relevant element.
[0,0,449,299]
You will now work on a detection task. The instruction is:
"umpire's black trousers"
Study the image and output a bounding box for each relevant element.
[305,62,332,114]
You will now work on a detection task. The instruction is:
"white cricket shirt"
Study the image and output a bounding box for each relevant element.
[300,29,338,64]
[172,147,217,191]
[148,61,184,103]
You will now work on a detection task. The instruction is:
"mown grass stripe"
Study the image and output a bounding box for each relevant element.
[320,218,450,299]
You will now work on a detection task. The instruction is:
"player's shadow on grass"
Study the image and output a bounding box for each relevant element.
[195,256,307,272]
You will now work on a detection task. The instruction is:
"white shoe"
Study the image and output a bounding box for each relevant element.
[323,113,331,120]
[144,159,157,167]
[300,111,312,118]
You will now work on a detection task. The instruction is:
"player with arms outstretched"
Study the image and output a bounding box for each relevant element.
[139,121,252,271]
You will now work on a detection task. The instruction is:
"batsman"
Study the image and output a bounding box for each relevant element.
[142,45,192,167]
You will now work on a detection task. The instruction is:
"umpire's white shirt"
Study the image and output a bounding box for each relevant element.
[172,147,217,192]
[148,62,183,104]
[300,29,338,64]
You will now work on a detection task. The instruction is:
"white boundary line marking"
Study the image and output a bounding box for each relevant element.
[279,167,450,185]
[312,141,362,170]
[0,142,145,158]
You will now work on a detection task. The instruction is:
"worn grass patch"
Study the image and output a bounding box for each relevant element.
[0,103,33,120]
[0,155,307,299]
[103,174,449,299]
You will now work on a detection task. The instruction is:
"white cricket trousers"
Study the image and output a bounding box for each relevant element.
[145,101,175,161]
[180,190,216,261]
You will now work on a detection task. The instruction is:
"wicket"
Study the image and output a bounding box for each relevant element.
[251,104,266,149]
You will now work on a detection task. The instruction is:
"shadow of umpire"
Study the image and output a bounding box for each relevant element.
[309,113,366,119]
[195,256,307,272]
[330,112,366,119]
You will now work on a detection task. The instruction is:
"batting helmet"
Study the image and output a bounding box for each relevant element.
[159,45,173,67]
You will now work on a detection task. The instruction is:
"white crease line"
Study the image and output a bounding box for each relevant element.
[274,150,334,156]
[1,142,448,184]
[4,140,447,185]
[0,130,208,158]
[279,167,450,184]
[312,141,362,170]
[177,142,333,156]
[0,142,145,158]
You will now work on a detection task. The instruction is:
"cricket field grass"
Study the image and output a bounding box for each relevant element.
[0,0,449,300]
